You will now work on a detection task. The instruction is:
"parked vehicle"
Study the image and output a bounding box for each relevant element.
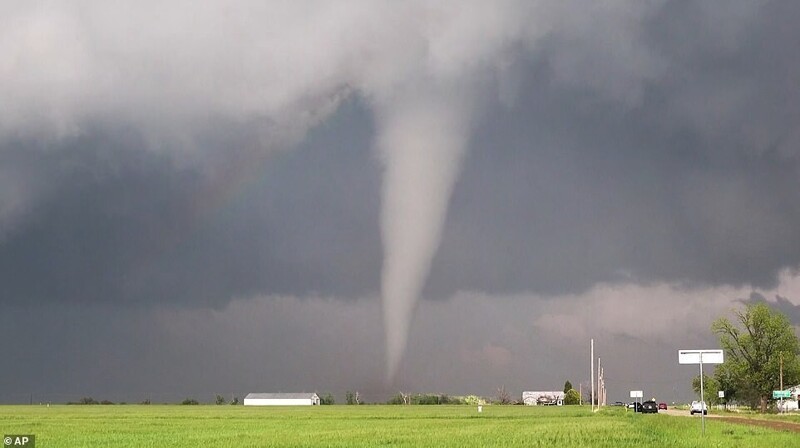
[658,402,667,410]
[641,400,659,414]
[690,401,707,415]
[627,402,643,412]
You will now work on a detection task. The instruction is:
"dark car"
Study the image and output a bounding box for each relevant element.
[641,400,659,414]
[658,402,667,410]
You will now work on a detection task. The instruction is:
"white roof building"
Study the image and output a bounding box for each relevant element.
[522,391,565,406]
[776,385,800,412]
[243,393,320,406]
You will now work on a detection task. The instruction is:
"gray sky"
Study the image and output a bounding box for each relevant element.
[2,0,800,404]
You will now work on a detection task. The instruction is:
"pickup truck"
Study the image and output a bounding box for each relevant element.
[690,400,707,415]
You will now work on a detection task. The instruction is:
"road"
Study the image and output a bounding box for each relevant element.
[656,407,800,433]
[657,408,709,418]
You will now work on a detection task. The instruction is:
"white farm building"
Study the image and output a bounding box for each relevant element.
[244,393,319,406]
[522,391,565,406]
[244,393,320,406]
[776,385,800,412]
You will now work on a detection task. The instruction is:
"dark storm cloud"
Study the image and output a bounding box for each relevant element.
[3,1,800,403]
[744,292,800,325]
[427,0,800,297]
[0,100,381,306]
[2,2,800,306]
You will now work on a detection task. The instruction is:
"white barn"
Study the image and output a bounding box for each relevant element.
[243,393,320,406]
[522,391,565,406]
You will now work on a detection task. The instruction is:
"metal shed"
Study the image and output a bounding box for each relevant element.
[243,392,320,406]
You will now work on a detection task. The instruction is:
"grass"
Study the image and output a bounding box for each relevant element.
[1,405,797,447]
[724,411,800,424]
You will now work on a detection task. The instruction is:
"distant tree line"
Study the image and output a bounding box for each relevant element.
[386,393,467,405]
[67,397,115,405]
[345,390,362,405]
[213,394,239,405]
[65,395,241,405]
[64,387,588,406]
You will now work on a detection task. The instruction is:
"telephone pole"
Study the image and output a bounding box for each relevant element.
[597,358,602,408]
[780,353,784,413]
[591,339,595,412]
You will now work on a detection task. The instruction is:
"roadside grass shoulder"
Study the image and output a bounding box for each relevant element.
[724,412,800,424]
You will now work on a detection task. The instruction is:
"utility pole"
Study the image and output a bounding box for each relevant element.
[601,367,605,406]
[780,353,784,413]
[591,339,595,412]
[602,368,605,405]
[597,357,601,409]
[700,352,705,435]
[600,368,605,406]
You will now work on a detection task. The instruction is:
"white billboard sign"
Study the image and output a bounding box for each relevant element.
[678,349,723,365]
[630,390,643,398]
[678,349,723,435]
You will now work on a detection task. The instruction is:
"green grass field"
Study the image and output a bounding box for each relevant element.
[1,405,796,447]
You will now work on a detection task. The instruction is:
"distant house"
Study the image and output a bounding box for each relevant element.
[243,393,320,406]
[776,385,800,412]
[522,391,565,406]
[789,385,800,400]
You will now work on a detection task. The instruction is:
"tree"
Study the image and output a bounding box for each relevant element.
[462,395,485,406]
[320,393,335,405]
[563,381,573,394]
[711,303,800,412]
[495,386,511,405]
[564,389,580,405]
[387,393,405,405]
[230,396,239,405]
[691,374,720,405]
[712,361,738,407]
[215,394,225,405]
[345,391,360,405]
[387,391,411,405]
